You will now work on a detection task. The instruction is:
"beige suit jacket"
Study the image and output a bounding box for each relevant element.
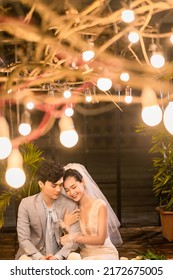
[15,192,80,259]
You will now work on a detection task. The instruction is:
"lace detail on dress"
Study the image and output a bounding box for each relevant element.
[80,199,106,236]
[89,199,106,235]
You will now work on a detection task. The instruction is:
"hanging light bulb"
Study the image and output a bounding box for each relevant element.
[141,87,162,126]
[150,53,165,68]
[82,36,95,62]
[85,88,93,102]
[85,95,92,102]
[121,9,135,23]
[18,123,31,136]
[149,42,165,68]
[142,106,162,126]
[63,89,72,99]
[96,77,112,91]
[0,137,12,160]
[124,86,133,104]
[120,72,130,82]
[26,101,35,110]
[82,50,95,62]
[59,115,78,148]
[0,116,12,159]
[65,105,74,117]
[163,101,173,134]
[128,31,139,43]
[5,148,26,188]
[18,110,31,136]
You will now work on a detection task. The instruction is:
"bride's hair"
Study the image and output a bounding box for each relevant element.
[63,163,123,246]
[63,168,83,183]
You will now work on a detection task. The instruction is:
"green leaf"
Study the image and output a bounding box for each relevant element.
[0,192,13,228]
[136,123,173,209]
[166,197,173,210]
[139,249,166,260]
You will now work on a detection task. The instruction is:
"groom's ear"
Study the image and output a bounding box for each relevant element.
[38,180,44,189]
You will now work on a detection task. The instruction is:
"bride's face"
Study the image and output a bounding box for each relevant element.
[63,176,84,202]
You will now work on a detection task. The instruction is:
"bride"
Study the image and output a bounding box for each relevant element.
[61,163,122,260]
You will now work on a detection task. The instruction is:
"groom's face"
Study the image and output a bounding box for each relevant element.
[39,177,63,200]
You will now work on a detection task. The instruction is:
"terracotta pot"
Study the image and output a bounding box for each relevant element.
[156,207,173,242]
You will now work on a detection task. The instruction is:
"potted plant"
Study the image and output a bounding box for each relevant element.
[0,142,44,229]
[136,122,173,241]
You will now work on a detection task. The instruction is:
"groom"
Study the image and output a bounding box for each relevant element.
[15,159,80,260]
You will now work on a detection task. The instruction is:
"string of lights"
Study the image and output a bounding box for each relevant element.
[0,0,173,188]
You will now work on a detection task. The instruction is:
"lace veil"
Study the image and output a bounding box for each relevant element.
[63,163,123,246]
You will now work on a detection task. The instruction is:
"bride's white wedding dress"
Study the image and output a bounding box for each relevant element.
[79,199,119,260]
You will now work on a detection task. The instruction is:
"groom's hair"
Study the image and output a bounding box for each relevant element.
[63,168,83,183]
[37,159,64,183]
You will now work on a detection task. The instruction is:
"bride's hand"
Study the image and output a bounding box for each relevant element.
[61,233,80,245]
[64,208,80,227]
[61,234,70,245]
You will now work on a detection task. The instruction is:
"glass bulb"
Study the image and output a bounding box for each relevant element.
[125,86,132,104]
[128,32,139,43]
[63,90,72,98]
[125,95,133,104]
[26,101,34,110]
[121,9,135,23]
[60,130,78,148]
[0,137,12,159]
[5,167,26,188]
[85,95,92,102]
[82,50,95,62]
[120,72,130,82]
[18,123,31,136]
[150,53,165,68]
[142,105,162,126]
[97,78,112,91]
[5,147,25,188]
[163,101,173,135]
[65,107,74,117]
